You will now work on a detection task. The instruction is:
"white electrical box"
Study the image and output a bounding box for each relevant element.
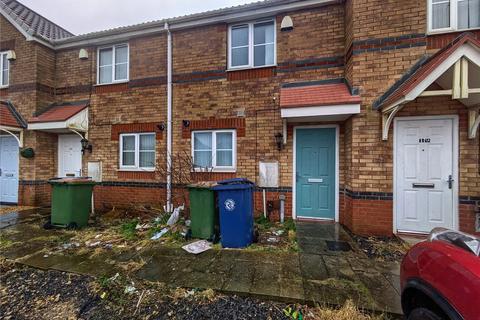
[88,161,102,182]
[259,161,279,188]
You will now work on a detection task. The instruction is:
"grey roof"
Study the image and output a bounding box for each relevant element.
[0,0,74,41]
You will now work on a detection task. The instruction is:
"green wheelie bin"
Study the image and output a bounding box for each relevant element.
[49,177,95,228]
[188,182,217,240]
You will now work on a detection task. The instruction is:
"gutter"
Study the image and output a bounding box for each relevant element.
[165,22,173,212]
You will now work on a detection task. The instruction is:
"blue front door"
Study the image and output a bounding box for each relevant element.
[296,128,336,219]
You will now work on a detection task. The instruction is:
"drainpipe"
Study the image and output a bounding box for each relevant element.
[165,22,173,212]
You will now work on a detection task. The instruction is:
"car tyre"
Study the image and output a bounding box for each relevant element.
[408,308,443,320]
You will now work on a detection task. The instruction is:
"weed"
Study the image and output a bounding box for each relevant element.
[283,218,296,232]
[255,215,273,230]
[0,235,13,248]
[119,219,138,240]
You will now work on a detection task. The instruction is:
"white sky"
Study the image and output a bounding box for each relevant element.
[20,0,257,35]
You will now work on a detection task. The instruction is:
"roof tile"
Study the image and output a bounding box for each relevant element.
[280,82,361,108]
[29,102,88,123]
[0,0,73,41]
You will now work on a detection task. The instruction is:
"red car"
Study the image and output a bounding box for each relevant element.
[401,228,480,320]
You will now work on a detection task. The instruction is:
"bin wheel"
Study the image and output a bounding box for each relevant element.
[43,219,53,230]
[253,227,259,243]
[67,222,78,230]
[185,229,192,240]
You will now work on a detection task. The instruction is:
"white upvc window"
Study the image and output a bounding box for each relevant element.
[97,44,129,84]
[228,19,276,70]
[429,0,480,33]
[0,52,9,88]
[192,130,236,172]
[119,133,155,171]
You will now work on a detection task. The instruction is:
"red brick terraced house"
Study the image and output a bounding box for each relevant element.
[0,0,479,236]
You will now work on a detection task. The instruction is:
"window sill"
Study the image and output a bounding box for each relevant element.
[427,26,480,35]
[227,64,276,72]
[0,85,9,89]
[95,80,129,87]
[192,168,237,173]
[118,168,155,172]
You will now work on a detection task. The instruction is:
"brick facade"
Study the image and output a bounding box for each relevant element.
[1,0,479,236]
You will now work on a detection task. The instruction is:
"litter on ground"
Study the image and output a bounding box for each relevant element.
[182,240,212,254]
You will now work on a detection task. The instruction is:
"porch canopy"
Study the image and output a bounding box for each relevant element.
[374,33,480,140]
[280,79,361,122]
[28,101,89,134]
[0,100,27,147]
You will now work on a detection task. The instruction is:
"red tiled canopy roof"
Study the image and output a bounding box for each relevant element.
[374,33,480,110]
[0,100,26,128]
[280,82,361,108]
[29,102,88,123]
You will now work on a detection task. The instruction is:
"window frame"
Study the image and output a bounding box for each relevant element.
[97,43,130,85]
[228,19,277,70]
[0,51,9,88]
[119,133,156,171]
[428,0,480,33]
[191,129,237,172]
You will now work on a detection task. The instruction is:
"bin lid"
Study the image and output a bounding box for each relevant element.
[187,181,218,189]
[49,177,96,185]
[217,178,254,185]
[212,178,254,191]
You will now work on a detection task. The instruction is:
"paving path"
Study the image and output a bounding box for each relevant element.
[0,213,402,317]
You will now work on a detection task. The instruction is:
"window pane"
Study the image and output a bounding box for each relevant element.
[254,21,274,45]
[2,70,7,86]
[99,66,112,83]
[194,132,212,150]
[254,43,274,66]
[232,47,249,67]
[99,48,113,66]
[122,152,135,166]
[122,135,135,151]
[115,45,128,63]
[216,132,232,149]
[115,63,128,80]
[139,151,155,168]
[231,26,249,47]
[216,150,233,167]
[432,1,451,29]
[194,151,212,168]
[458,0,480,29]
[140,134,155,151]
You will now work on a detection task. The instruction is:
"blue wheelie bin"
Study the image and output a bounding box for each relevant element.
[212,178,254,248]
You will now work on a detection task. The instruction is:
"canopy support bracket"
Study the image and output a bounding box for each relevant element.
[382,103,405,141]
[0,128,23,148]
[468,107,480,139]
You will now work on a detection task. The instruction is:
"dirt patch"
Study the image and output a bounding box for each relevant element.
[249,216,298,252]
[0,206,37,215]
[352,235,410,262]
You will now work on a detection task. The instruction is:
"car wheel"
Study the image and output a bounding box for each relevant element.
[408,308,443,320]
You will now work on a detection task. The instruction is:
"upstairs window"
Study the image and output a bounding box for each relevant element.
[120,133,155,170]
[97,44,129,84]
[429,0,480,32]
[192,130,236,171]
[0,52,9,87]
[229,20,276,69]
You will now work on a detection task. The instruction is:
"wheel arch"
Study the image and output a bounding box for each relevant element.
[402,278,463,320]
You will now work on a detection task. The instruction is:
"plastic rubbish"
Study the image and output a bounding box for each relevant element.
[151,227,169,240]
[167,204,185,226]
[182,240,212,254]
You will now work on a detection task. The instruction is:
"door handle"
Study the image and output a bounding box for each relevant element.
[412,183,435,189]
[447,175,454,189]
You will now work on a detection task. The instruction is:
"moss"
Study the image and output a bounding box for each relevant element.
[0,235,13,248]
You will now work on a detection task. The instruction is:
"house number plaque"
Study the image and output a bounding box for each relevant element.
[418,138,431,143]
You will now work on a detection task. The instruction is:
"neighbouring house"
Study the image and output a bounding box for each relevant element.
[0,0,479,236]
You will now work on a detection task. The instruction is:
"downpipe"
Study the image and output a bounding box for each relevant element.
[165,22,173,213]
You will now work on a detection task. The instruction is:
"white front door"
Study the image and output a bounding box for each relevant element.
[395,117,457,233]
[0,136,19,203]
[58,135,82,177]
